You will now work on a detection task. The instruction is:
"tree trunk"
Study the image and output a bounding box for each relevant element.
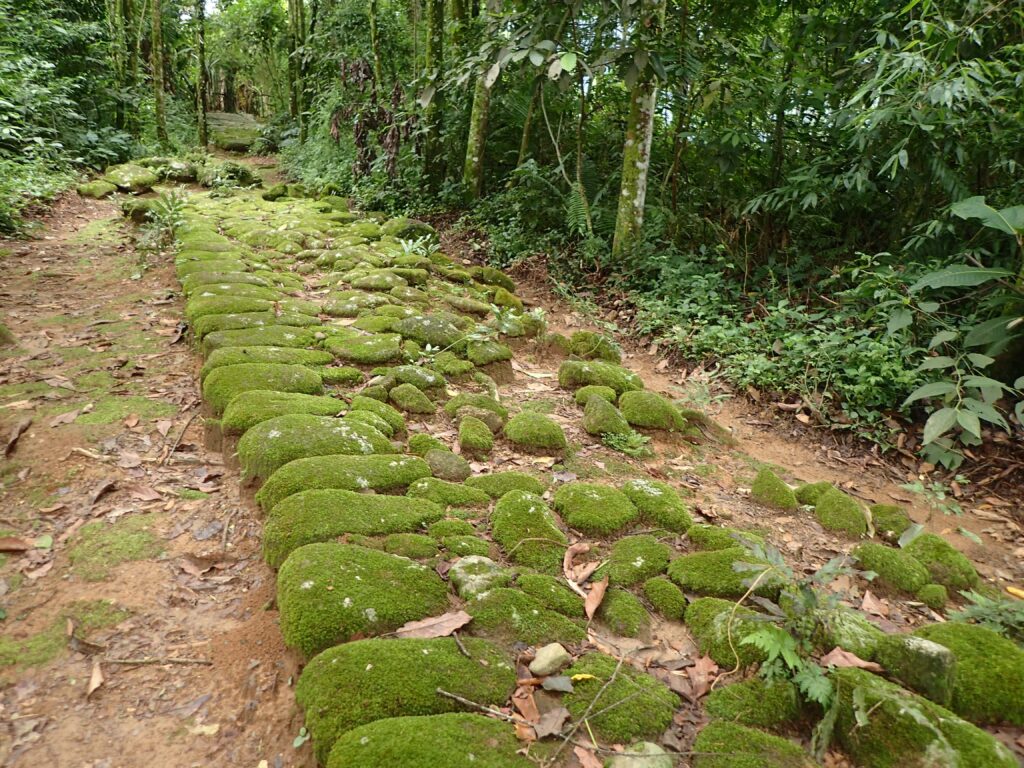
[611,0,666,261]
[224,70,236,112]
[423,0,445,187]
[296,0,308,142]
[286,0,299,121]
[368,0,384,89]
[195,0,208,148]
[150,0,168,146]
[462,74,491,200]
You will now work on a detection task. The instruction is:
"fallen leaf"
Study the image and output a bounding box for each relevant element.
[513,722,536,742]
[563,542,590,582]
[533,706,571,739]
[819,647,883,672]
[49,409,79,427]
[3,417,32,457]
[187,723,220,737]
[584,576,609,620]
[394,610,472,639]
[0,536,33,552]
[684,654,719,701]
[123,414,140,428]
[156,420,173,437]
[573,745,603,768]
[572,561,601,584]
[860,591,889,618]
[88,477,117,508]
[512,686,540,723]
[128,484,162,501]
[1007,586,1024,600]
[117,451,142,469]
[86,659,104,698]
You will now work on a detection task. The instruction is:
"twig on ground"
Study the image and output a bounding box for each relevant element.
[104,656,212,666]
[161,410,199,466]
[452,631,470,658]
[435,688,526,724]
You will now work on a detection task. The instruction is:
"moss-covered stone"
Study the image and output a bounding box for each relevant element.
[598,588,649,637]
[445,294,490,316]
[185,295,276,322]
[467,339,512,366]
[564,653,675,743]
[687,524,762,552]
[427,519,476,538]
[568,330,621,362]
[442,535,491,557]
[263,490,444,567]
[692,722,815,768]
[502,411,567,454]
[643,577,687,620]
[103,162,159,191]
[383,364,445,391]
[323,290,393,317]
[618,390,686,431]
[431,350,475,378]
[913,622,1024,726]
[454,405,504,434]
[349,395,406,434]
[598,535,671,586]
[444,392,508,422]
[704,678,802,730]
[916,583,947,610]
[407,432,448,456]
[620,478,693,532]
[813,486,868,536]
[903,533,978,590]
[383,533,440,559]
[448,556,513,598]
[458,415,493,456]
[407,477,491,508]
[870,504,913,542]
[471,265,516,292]
[201,363,323,416]
[793,481,833,507]
[277,543,448,658]
[574,385,618,406]
[296,637,514,765]
[256,453,430,512]
[77,180,117,199]
[817,606,885,659]
[394,314,464,348]
[351,314,397,333]
[582,396,631,437]
[853,542,929,594]
[192,310,320,340]
[669,547,775,598]
[517,573,584,617]
[874,634,956,707]
[221,390,344,434]
[318,365,365,386]
[552,483,639,537]
[237,413,392,481]
[491,287,523,311]
[388,382,435,414]
[832,667,1017,768]
[491,490,566,573]
[201,325,317,354]
[685,597,766,668]
[558,359,644,395]
[464,471,546,499]
[467,587,585,647]
[200,346,333,381]
[327,332,404,364]
[326,713,530,768]
[424,448,471,482]
[750,468,799,510]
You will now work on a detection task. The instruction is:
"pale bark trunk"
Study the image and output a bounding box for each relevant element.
[462,74,491,200]
[423,0,445,187]
[150,0,168,146]
[196,0,208,148]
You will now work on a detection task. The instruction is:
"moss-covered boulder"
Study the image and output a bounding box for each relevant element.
[380,216,435,240]
[564,653,676,743]
[816,606,884,660]
[103,162,159,192]
[192,310,320,340]
[692,722,815,768]
[685,597,766,668]
[407,477,491,508]
[620,478,693,532]
[237,413,392,481]
[669,547,776,598]
[201,325,318,354]
[458,415,493,456]
[394,314,464,348]
[466,339,512,366]
[574,385,618,405]
[503,412,566,455]
[263,490,444,567]
[297,637,514,765]
[202,363,323,416]
[319,366,365,386]
[77,180,117,199]
[491,490,566,573]
[552,482,639,537]
[471,265,516,292]
[383,364,445,391]
[853,542,929,594]
[597,588,650,637]
[448,555,513,598]
[750,468,799,510]
[424,448,471,482]
[407,433,448,456]
[256,454,430,512]
[644,577,687,620]
[813,486,868,536]
[444,392,508,422]
[568,330,621,362]
[464,471,546,498]
[619,390,687,431]
[388,382,435,414]
[598,535,671,586]
[327,332,404,364]
[874,634,956,707]
[832,667,1017,768]
[200,346,333,381]
[443,535,491,557]
[466,588,585,646]
[220,390,344,435]
[870,504,913,542]
[704,678,802,730]
[349,395,406,434]
[277,543,448,658]
[558,359,644,395]
[793,481,833,506]
[323,290,393,317]
[517,573,584,617]
[687,524,762,552]
[185,295,277,322]
[913,622,1024,725]
[431,350,475,378]
[916,583,947,610]
[903,533,978,590]
[582,396,631,436]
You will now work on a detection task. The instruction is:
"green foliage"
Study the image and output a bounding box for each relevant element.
[949,590,1024,644]
[601,429,653,458]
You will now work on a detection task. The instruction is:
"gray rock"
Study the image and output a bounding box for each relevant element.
[607,742,672,768]
[875,634,956,706]
[448,556,511,599]
[529,643,571,677]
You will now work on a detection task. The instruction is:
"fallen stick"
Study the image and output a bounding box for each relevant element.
[104,656,212,666]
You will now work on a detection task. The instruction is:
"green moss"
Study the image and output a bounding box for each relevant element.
[221,390,344,434]
[190,282,281,302]
[444,392,508,422]
[491,287,523,311]
[383,533,440,559]
[343,410,395,436]
[388,382,435,414]
[327,332,404,364]
[598,588,649,637]
[467,339,512,366]
[692,722,815,768]
[558,359,644,395]
[349,395,406,434]
[564,653,675,743]
[466,588,585,646]
[200,346,333,381]
[185,295,275,322]
[358,384,389,401]
[69,515,162,581]
[424,448,471,482]
[255,454,429,512]
[643,577,687,620]
[277,543,448,658]
[394,314,465,348]
[874,634,956,707]
[445,294,490,316]
[813,486,868,536]
[903,533,978,590]
[750,468,799,510]
[427,519,476,538]
[916,583,947,610]
[870,504,913,542]
[432,350,475,377]
[688,524,763,551]
[202,325,317,354]
[832,667,1017,768]
[192,310,320,340]
[598,535,671,586]
[685,597,766,668]
[407,432,448,456]
[323,290,393,317]
[793,481,832,506]
[552,483,639,537]
[913,622,1024,726]
[181,271,271,294]
[104,162,159,191]
[442,535,491,557]
[77,180,117,199]
[705,678,802,730]
[455,405,504,434]
[574,385,617,405]
[568,330,621,362]
[516,573,584,617]
[491,490,566,573]
[407,477,491,508]
[620,478,693,532]
[853,542,929,594]
[502,411,566,454]
[383,364,445,391]
[464,471,546,498]
[817,606,884,659]
[72,395,177,425]
[0,600,131,668]
[449,555,513,597]
[669,547,776,598]
[237,413,392,482]
[618,390,686,431]
[582,395,631,436]
[263,490,444,567]
[178,489,209,500]
[458,415,493,456]
[471,265,516,292]
[351,314,397,333]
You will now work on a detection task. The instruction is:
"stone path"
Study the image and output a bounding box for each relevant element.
[167,179,1021,767]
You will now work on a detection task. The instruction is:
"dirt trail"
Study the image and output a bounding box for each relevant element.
[0,192,303,766]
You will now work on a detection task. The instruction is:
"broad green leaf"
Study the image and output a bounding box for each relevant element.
[922,407,958,444]
[910,265,1013,293]
[902,381,956,407]
[529,49,545,67]
[927,330,958,349]
[898,523,925,548]
[950,196,1024,235]
[965,353,995,368]
[964,315,1019,347]
[917,301,940,313]
[484,62,501,89]
[956,409,981,439]
[961,375,1008,391]
[958,527,982,546]
[962,398,1009,431]
[886,308,912,335]
[916,356,954,371]
[559,52,577,72]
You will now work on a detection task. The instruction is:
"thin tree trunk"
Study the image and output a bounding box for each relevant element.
[150,0,168,146]
[462,74,491,200]
[286,0,299,121]
[195,0,208,148]
[296,0,308,141]
[514,6,571,170]
[368,0,384,89]
[423,0,445,187]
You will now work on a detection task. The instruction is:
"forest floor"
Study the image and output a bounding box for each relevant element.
[0,151,1021,766]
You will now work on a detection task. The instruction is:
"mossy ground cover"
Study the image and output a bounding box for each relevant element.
[68,514,163,580]
[0,600,130,668]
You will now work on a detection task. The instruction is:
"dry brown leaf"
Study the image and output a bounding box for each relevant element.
[573,745,603,768]
[155,420,173,437]
[584,576,609,620]
[684,655,719,701]
[819,647,883,672]
[513,722,536,742]
[563,542,590,581]
[86,659,104,698]
[49,409,79,427]
[394,610,472,639]
[117,451,142,469]
[573,561,601,584]
[0,536,33,552]
[88,477,117,507]
[532,706,570,739]
[123,413,140,428]
[860,591,889,618]
[512,686,540,723]
[127,484,162,501]
[3,417,32,457]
